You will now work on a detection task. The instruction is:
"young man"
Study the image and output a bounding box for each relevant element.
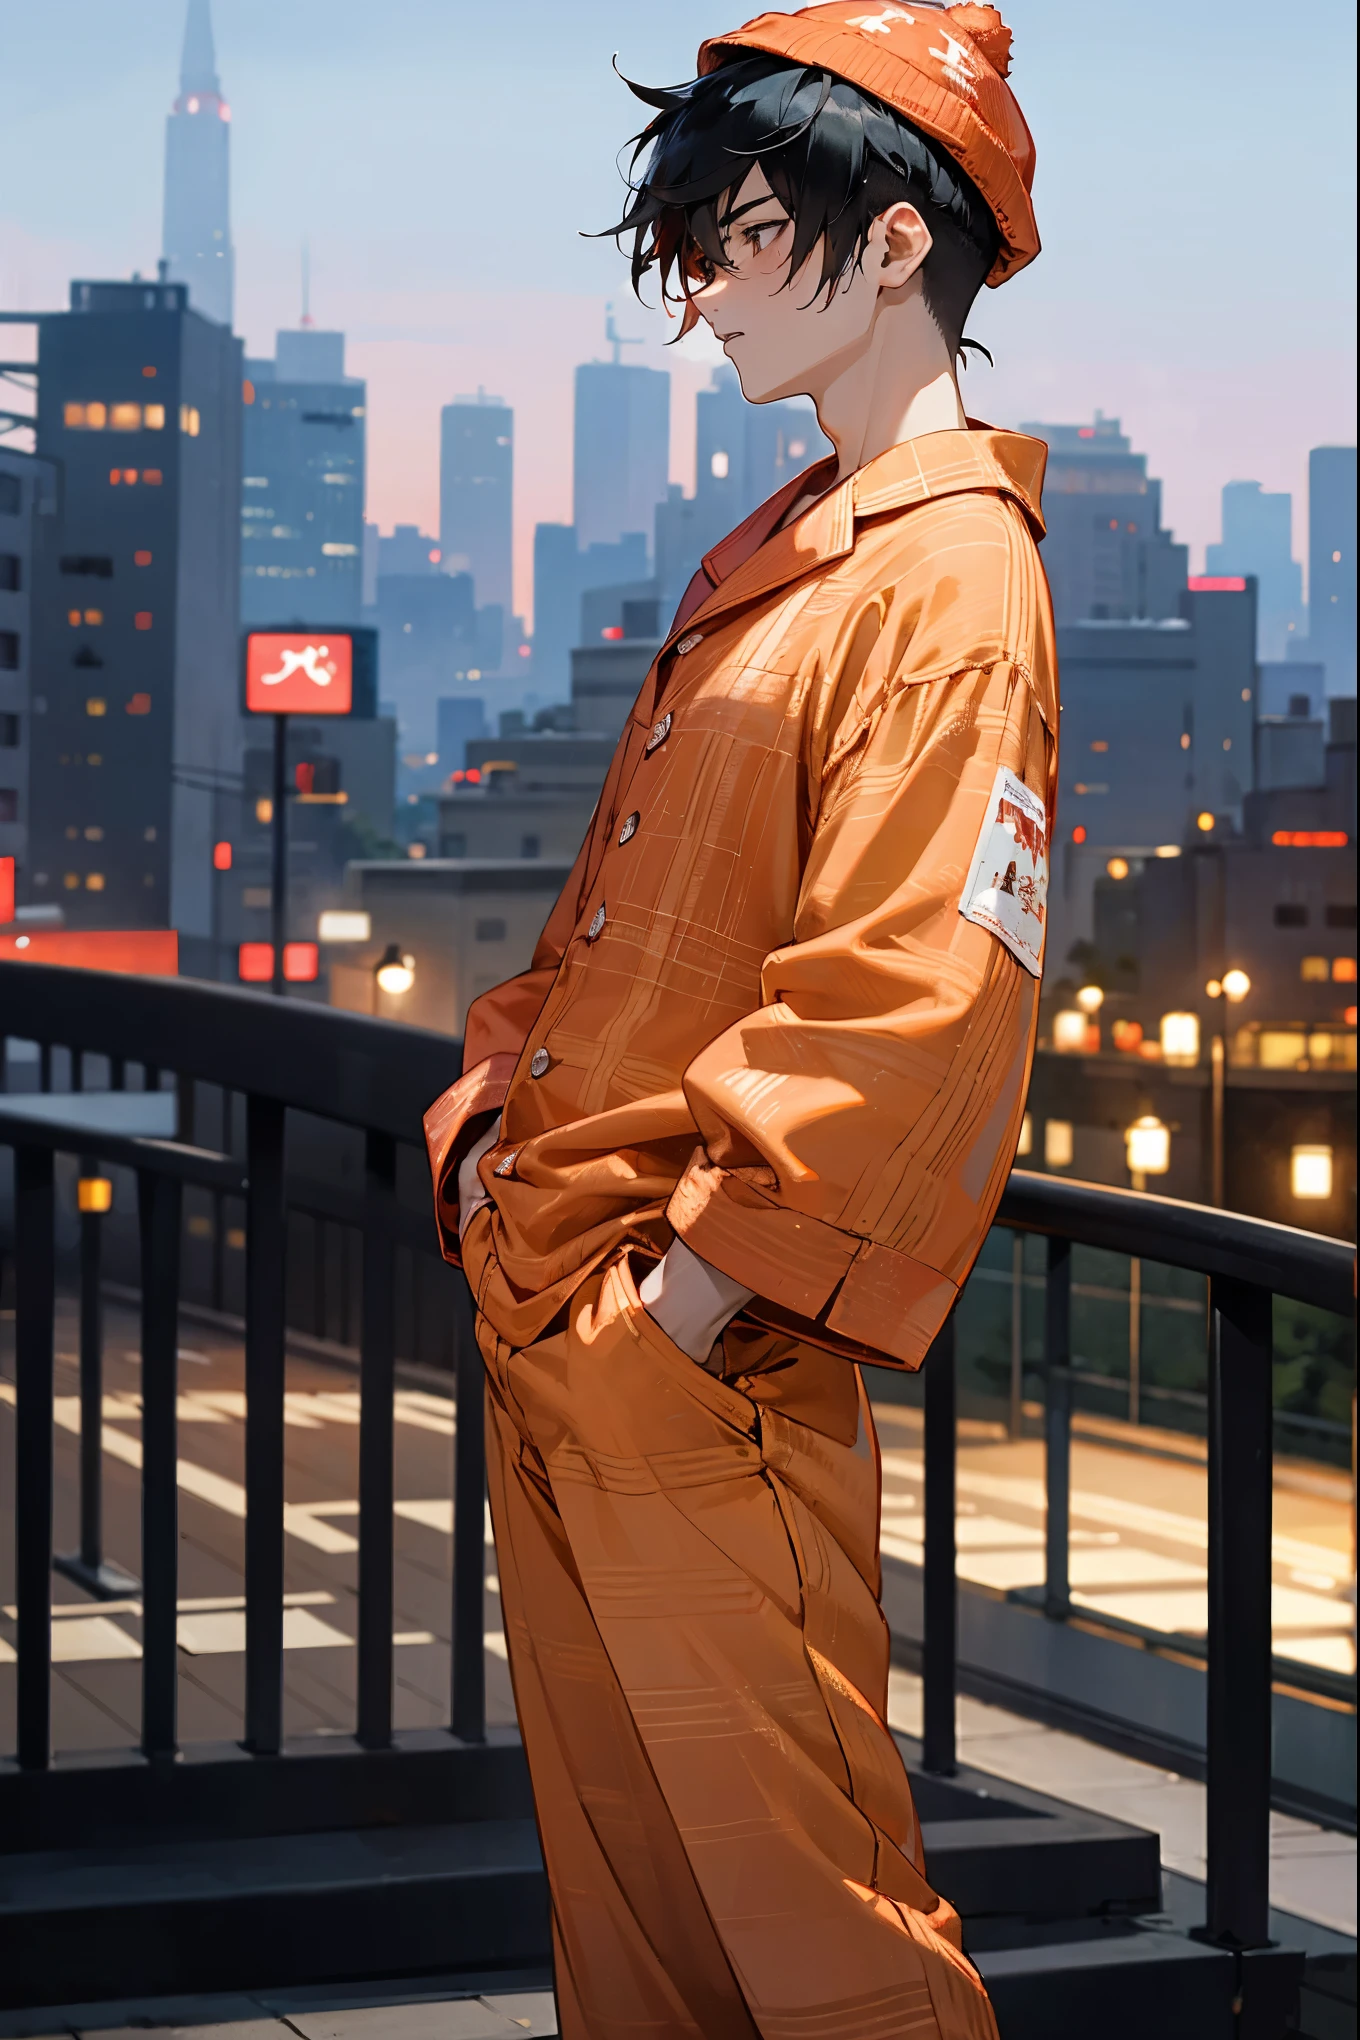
[426,7,1053,2034]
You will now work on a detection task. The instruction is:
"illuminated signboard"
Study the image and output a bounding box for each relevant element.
[243,626,377,717]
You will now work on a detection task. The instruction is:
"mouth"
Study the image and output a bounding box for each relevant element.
[716,330,743,344]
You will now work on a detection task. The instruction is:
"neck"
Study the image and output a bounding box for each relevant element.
[809,295,967,483]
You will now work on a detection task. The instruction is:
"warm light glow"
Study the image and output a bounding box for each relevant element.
[1206,978,1222,999]
[1071,825,1086,844]
[1221,968,1251,1003]
[134,549,152,566]
[407,842,428,859]
[255,798,273,825]
[144,404,165,430]
[77,1177,114,1214]
[85,873,105,892]
[238,942,274,983]
[1160,1011,1200,1065]
[212,841,232,872]
[180,405,201,437]
[126,693,151,716]
[1334,957,1357,983]
[1111,1019,1143,1053]
[1125,1116,1170,1177]
[1155,845,1181,859]
[84,609,103,626]
[1273,830,1348,848]
[134,611,153,631]
[711,450,730,479]
[1106,857,1129,880]
[1301,956,1329,982]
[1076,984,1104,1014]
[375,945,416,997]
[1017,1112,1033,1157]
[318,910,371,943]
[1180,733,1191,750]
[428,548,441,563]
[1053,1009,1088,1053]
[85,698,106,717]
[243,379,256,405]
[283,941,319,983]
[110,403,141,431]
[1290,1146,1333,1200]
[1196,811,1215,832]
[1044,1119,1074,1169]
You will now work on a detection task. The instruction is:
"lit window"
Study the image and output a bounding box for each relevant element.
[1072,825,1086,844]
[1334,957,1358,982]
[144,826,156,842]
[134,612,152,631]
[1300,956,1329,981]
[243,380,255,405]
[88,752,101,765]
[1044,1119,1074,1168]
[1222,738,1232,752]
[1180,733,1191,750]
[1090,740,1109,752]
[64,402,86,428]
[1241,688,1252,702]
[1273,831,1349,847]
[122,470,138,485]
[84,825,103,841]
[179,405,201,436]
[108,469,122,485]
[110,403,141,431]
[1290,1145,1333,1200]
[1016,1111,1033,1157]
[83,609,102,626]
[1160,1012,1200,1065]
[1052,1010,1087,1052]
[63,872,80,889]
[319,910,371,942]
[143,469,162,485]
[711,450,730,479]
[68,609,82,626]
[283,942,319,982]
[126,693,151,715]
[142,365,157,379]
[86,402,107,429]
[86,698,106,717]
[1106,856,1129,880]
[144,404,165,430]
[85,873,104,891]
[134,550,152,566]
[238,942,274,982]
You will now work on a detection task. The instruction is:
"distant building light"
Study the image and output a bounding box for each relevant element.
[318,910,370,943]
[255,798,273,824]
[321,542,358,556]
[1188,576,1247,592]
[77,1176,114,1214]
[1160,1011,1200,1065]
[1106,857,1129,880]
[1273,830,1348,847]
[1179,733,1192,750]
[134,549,152,566]
[110,402,141,432]
[126,692,151,715]
[212,841,232,872]
[710,450,730,479]
[465,768,482,785]
[1196,811,1215,832]
[375,944,415,997]
[1016,1111,1032,1157]
[428,548,441,563]
[238,942,273,983]
[1221,968,1251,1002]
[408,843,427,859]
[1111,1018,1143,1053]
[1052,1010,1088,1053]
[602,626,624,640]
[134,612,153,631]
[283,941,319,982]
[518,644,531,658]
[1290,1145,1333,1201]
[1076,984,1104,1014]
[1154,844,1181,858]
[243,379,256,405]
[1333,956,1357,982]
[1044,1119,1074,1168]
[1071,825,1086,844]
[1300,956,1329,982]
[1126,1115,1170,1177]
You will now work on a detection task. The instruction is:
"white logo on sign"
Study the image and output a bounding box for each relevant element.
[929,32,977,89]
[958,766,1048,979]
[847,7,914,35]
[259,643,335,688]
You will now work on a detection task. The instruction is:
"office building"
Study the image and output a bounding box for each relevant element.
[378,524,442,577]
[375,571,477,744]
[0,450,57,878]
[1021,413,1187,626]
[1297,445,1357,696]
[436,694,487,775]
[25,277,242,949]
[241,329,365,626]
[440,390,513,616]
[161,0,233,328]
[573,352,670,554]
[531,525,649,696]
[1205,480,1304,660]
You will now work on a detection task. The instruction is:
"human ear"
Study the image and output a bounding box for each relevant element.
[874,202,932,291]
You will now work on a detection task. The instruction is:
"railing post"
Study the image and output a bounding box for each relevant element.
[357,1130,397,1750]
[1205,1275,1274,1949]
[922,1310,957,1775]
[56,1162,139,1601]
[139,1168,182,1759]
[1044,1236,1073,1618]
[15,1144,55,1770]
[244,1094,287,1754]
[451,1271,486,1744]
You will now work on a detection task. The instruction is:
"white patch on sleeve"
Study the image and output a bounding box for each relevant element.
[958,767,1048,978]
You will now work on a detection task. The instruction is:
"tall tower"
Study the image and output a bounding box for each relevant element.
[162,0,234,328]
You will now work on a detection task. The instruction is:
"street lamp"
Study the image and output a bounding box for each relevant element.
[1160,1011,1200,1066]
[1123,1115,1170,1428]
[374,944,415,1000]
[1205,969,1250,1205]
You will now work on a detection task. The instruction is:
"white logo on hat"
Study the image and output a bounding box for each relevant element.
[929,31,978,91]
[847,7,915,35]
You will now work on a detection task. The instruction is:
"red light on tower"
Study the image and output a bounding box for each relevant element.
[212,841,232,872]
[1072,825,1087,844]
[238,942,274,983]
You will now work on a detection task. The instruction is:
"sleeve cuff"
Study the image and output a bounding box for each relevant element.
[424,1053,517,1266]
[666,1151,957,1369]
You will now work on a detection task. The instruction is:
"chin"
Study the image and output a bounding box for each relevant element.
[729,354,798,406]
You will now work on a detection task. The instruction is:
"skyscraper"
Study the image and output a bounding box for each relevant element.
[162,0,234,329]
[1020,413,1187,626]
[573,344,670,554]
[1205,480,1303,660]
[241,329,366,626]
[440,391,513,617]
[26,277,242,949]
[1303,446,1357,696]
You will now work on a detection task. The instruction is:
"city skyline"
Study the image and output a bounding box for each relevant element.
[0,0,1355,625]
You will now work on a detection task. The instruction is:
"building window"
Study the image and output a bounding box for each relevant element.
[143,469,163,485]
[134,612,153,631]
[0,473,20,514]
[1325,903,1357,929]
[0,712,18,747]
[126,693,152,715]
[60,554,114,577]
[180,405,201,436]
[0,553,20,592]
[86,698,106,717]
[63,872,80,889]
[1300,956,1329,981]
[0,631,18,670]
[134,549,152,567]
[1334,957,1358,983]
[0,789,17,823]
[1274,904,1308,927]
[66,401,107,429]
[475,918,507,942]
[520,835,540,858]
[443,832,466,857]
[83,609,103,626]
[110,403,142,432]
[144,405,165,430]
[84,825,103,841]
[85,872,105,891]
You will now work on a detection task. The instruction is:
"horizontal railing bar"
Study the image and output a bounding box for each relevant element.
[998,1170,1354,1317]
[0,1116,246,1193]
[0,962,462,1140]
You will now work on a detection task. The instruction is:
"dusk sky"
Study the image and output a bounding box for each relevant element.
[2,0,1355,623]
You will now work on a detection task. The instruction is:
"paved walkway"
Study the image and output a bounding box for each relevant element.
[15,1989,558,2039]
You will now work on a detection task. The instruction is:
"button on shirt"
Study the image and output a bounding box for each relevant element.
[425,426,1058,1366]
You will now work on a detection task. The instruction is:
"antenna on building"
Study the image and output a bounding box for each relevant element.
[300,239,314,328]
[604,304,642,367]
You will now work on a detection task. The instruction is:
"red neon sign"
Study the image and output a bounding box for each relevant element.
[0,856,13,926]
[245,632,353,715]
[1272,830,1348,848]
[1187,576,1247,593]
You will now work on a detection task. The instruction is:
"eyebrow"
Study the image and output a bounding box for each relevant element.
[718,193,790,230]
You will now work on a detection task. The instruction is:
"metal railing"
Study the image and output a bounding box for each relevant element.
[0,957,1355,1972]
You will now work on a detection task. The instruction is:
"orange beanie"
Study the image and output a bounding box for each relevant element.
[697,4,1039,285]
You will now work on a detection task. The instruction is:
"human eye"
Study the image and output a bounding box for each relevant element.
[742,218,787,253]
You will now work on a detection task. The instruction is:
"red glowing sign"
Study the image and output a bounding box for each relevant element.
[238,940,321,984]
[1,929,178,973]
[1187,576,1248,593]
[0,856,14,926]
[245,632,354,715]
[1272,830,1348,848]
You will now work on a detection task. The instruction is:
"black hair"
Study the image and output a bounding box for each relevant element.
[606,54,1000,361]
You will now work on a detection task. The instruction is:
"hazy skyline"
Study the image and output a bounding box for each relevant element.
[2,0,1355,622]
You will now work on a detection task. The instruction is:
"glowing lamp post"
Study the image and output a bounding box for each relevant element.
[1159,1011,1200,1067]
[1205,968,1251,1205]
[1122,1114,1170,1425]
[242,627,376,995]
[374,944,416,1007]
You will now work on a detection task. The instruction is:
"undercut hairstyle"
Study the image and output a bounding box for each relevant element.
[606,54,1000,361]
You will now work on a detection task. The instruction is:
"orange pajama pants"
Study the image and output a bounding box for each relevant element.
[477,1253,998,2040]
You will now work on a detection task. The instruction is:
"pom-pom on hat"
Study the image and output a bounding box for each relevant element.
[697,3,1039,285]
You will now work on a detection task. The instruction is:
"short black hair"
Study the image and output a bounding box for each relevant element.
[607,54,1000,359]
